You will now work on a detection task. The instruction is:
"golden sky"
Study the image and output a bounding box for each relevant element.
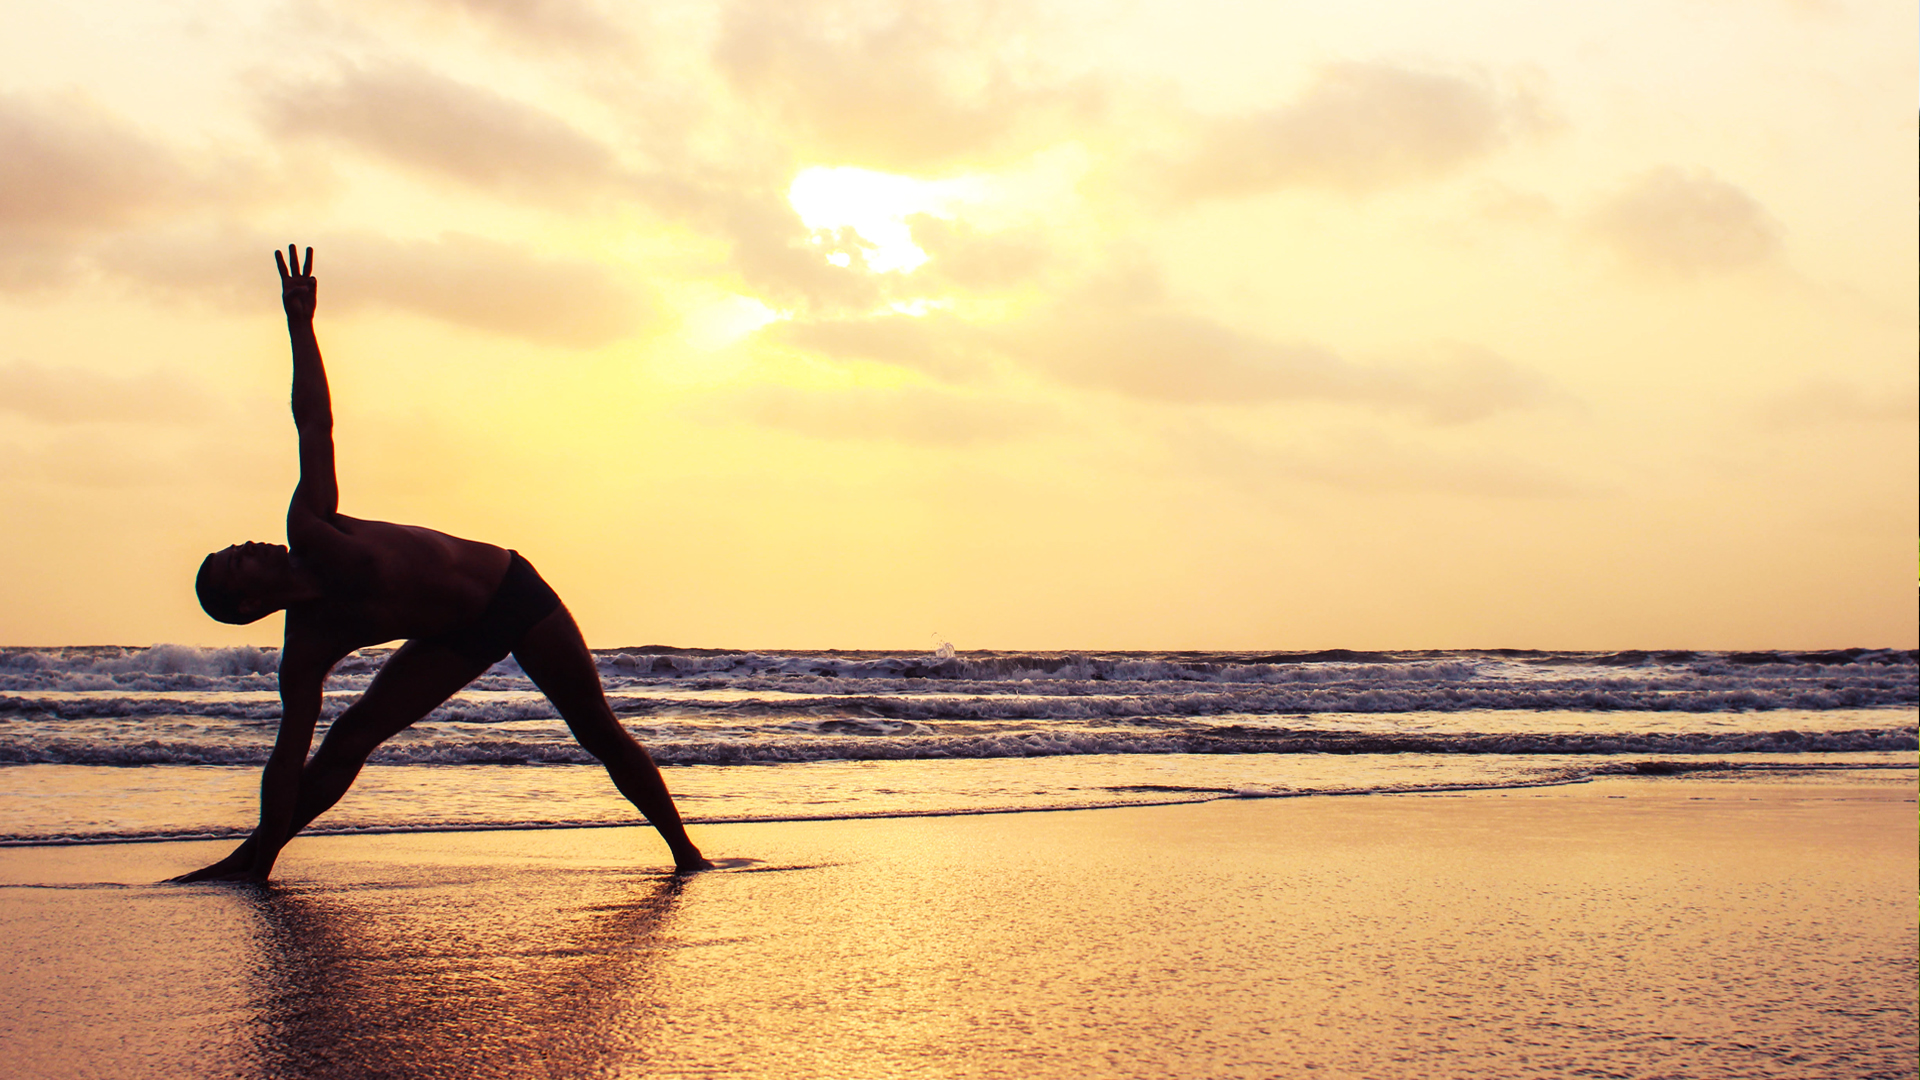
[0,0,1913,649]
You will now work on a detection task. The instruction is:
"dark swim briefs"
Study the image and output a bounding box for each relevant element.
[425,551,562,666]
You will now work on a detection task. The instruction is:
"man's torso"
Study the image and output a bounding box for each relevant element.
[286,515,512,656]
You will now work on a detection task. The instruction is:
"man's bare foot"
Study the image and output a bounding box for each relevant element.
[165,865,266,884]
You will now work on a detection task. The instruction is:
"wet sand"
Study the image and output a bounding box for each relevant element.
[1,776,1913,1079]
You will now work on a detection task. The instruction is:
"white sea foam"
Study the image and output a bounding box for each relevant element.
[1,716,1912,768]
[3,644,1914,693]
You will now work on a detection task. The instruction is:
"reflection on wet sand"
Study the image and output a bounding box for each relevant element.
[3,786,1911,1079]
[240,870,685,1079]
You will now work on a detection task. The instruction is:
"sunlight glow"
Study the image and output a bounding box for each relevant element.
[681,293,783,351]
[788,166,990,274]
[887,298,952,316]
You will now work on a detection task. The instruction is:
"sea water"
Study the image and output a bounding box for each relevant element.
[0,645,1912,846]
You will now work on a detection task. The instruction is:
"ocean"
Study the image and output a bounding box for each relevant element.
[1,644,1913,849]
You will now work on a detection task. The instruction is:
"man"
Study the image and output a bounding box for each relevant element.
[173,246,708,882]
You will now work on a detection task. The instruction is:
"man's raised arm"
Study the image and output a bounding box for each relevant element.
[278,245,338,528]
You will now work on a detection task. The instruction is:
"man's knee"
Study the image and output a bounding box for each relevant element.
[314,707,391,763]
[565,713,636,762]
[573,728,626,762]
[309,732,374,771]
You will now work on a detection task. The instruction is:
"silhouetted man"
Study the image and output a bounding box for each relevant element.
[173,246,708,882]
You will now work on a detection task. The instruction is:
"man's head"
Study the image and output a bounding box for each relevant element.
[196,542,295,625]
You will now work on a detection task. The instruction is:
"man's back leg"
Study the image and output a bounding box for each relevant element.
[511,605,709,871]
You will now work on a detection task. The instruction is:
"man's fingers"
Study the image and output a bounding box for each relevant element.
[274,244,315,289]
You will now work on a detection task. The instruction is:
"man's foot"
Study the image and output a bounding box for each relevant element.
[165,860,267,884]
[672,848,714,874]
[165,844,256,883]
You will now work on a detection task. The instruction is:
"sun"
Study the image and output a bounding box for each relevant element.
[786,166,988,274]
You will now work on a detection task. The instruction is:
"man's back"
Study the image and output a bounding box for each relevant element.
[288,514,513,655]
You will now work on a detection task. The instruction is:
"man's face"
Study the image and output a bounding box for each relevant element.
[214,541,290,598]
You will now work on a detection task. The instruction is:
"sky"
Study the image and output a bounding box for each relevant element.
[0,0,1913,651]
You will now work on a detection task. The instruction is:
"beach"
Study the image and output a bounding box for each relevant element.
[2,774,1912,1080]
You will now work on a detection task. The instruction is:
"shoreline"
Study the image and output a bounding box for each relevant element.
[1,757,1911,850]
[2,776,1913,1079]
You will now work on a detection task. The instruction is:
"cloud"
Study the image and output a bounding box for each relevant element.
[111,230,650,347]
[1152,63,1554,201]
[1466,180,1558,226]
[330,232,652,343]
[1588,166,1781,275]
[1173,424,1593,499]
[0,241,79,292]
[710,191,892,312]
[254,41,898,312]
[1393,344,1563,424]
[0,92,257,288]
[905,214,1050,290]
[101,227,277,310]
[1006,304,1352,402]
[1000,273,1554,420]
[261,60,621,200]
[351,0,635,53]
[1759,381,1920,430]
[718,384,1050,445]
[1008,305,1551,421]
[712,0,1102,171]
[0,93,209,234]
[0,433,186,489]
[0,361,217,425]
[766,312,988,381]
[762,285,1555,423]
[331,233,651,345]
[257,57,898,314]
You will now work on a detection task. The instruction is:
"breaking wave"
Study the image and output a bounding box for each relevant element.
[1,644,1910,769]
[1,644,1913,695]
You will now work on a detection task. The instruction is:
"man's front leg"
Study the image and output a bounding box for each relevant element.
[166,745,359,883]
[165,832,262,883]
[168,753,353,880]
[167,750,364,883]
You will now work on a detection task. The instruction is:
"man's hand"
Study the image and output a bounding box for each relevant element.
[275,244,316,322]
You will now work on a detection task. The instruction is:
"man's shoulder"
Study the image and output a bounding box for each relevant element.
[309,511,391,535]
